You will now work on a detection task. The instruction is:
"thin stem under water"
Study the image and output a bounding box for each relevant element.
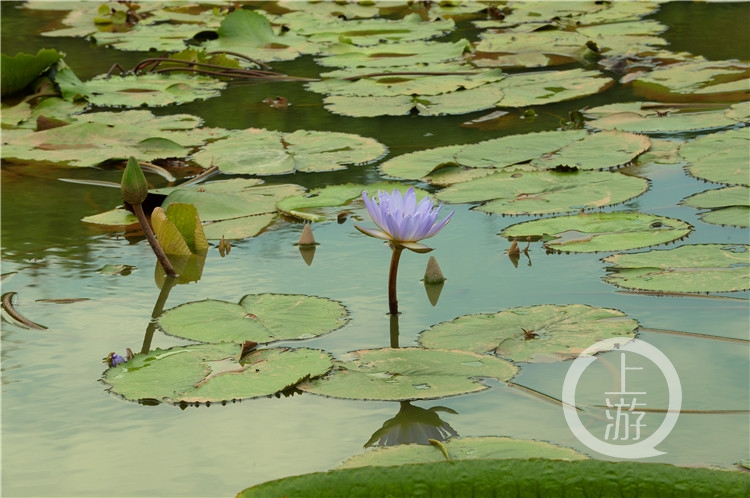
[388,244,404,316]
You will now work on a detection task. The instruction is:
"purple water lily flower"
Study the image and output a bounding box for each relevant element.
[355,187,453,253]
[355,187,453,315]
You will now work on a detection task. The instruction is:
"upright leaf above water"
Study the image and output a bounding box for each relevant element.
[419,304,638,363]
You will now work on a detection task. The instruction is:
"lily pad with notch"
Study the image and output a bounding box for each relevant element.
[681,128,750,186]
[682,186,750,228]
[299,348,518,401]
[192,128,387,175]
[437,170,649,216]
[419,304,638,363]
[102,342,334,404]
[500,212,692,253]
[602,244,750,294]
[157,293,349,344]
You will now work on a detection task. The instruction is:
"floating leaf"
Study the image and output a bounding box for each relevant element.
[633,60,749,102]
[681,128,750,186]
[378,130,589,182]
[340,436,587,469]
[323,86,505,117]
[602,244,750,293]
[102,342,334,404]
[82,208,138,227]
[157,294,349,344]
[56,64,226,107]
[294,12,456,48]
[192,128,386,175]
[238,459,750,497]
[496,68,614,108]
[1,49,64,97]
[501,212,692,253]
[682,186,750,227]
[161,180,304,223]
[419,304,637,363]
[529,131,650,171]
[316,39,469,68]
[276,182,430,222]
[587,109,741,134]
[299,348,517,401]
[202,213,277,241]
[436,170,649,216]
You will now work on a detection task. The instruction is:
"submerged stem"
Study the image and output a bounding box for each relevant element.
[388,244,404,316]
[132,203,178,277]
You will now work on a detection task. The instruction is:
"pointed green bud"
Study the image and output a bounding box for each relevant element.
[121,156,148,205]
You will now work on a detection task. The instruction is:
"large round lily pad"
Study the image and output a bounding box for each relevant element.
[602,244,750,294]
[340,436,586,469]
[436,170,648,216]
[529,130,650,171]
[192,128,387,175]
[682,186,750,227]
[419,304,638,363]
[681,128,750,186]
[299,348,518,401]
[157,294,349,344]
[238,459,750,498]
[102,342,333,404]
[501,212,692,253]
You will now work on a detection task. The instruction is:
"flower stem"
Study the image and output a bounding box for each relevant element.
[132,202,178,277]
[388,244,404,315]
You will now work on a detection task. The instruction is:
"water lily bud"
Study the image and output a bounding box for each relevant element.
[121,156,148,205]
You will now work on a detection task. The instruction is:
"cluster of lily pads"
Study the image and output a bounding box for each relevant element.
[3,1,749,490]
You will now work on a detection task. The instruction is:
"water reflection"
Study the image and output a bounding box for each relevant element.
[364,401,458,448]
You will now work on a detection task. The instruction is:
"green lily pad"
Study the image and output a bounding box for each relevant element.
[317,39,470,68]
[529,131,650,170]
[192,128,386,175]
[299,348,518,401]
[276,183,430,222]
[682,186,750,227]
[82,207,138,227]
[378,130,589,182]
[102,342,334,404]
[496,68,613,108]
[584,102,747,135]
[202,213,277,241]
[1,122,188,167]
[436,170,649,216]
[419,304,637,363]
[157,294,349,344]
[323,85,506,117]
[238,459,750,498]
[1,49,64,97]
[56,64,226,107]
[501,212,692,253]
[681,128,750,186]
[161,180,304,223]
[602,244,750,294]
[633,60,749,102]
[294,12,456,47]
[340,436,586,469]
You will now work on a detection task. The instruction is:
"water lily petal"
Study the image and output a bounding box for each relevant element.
[354,225,391,240]
[400,241,434,253]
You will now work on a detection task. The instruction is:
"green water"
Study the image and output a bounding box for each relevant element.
[2,2,749,497]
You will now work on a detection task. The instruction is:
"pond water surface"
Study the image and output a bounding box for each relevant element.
[1,2,749,497]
